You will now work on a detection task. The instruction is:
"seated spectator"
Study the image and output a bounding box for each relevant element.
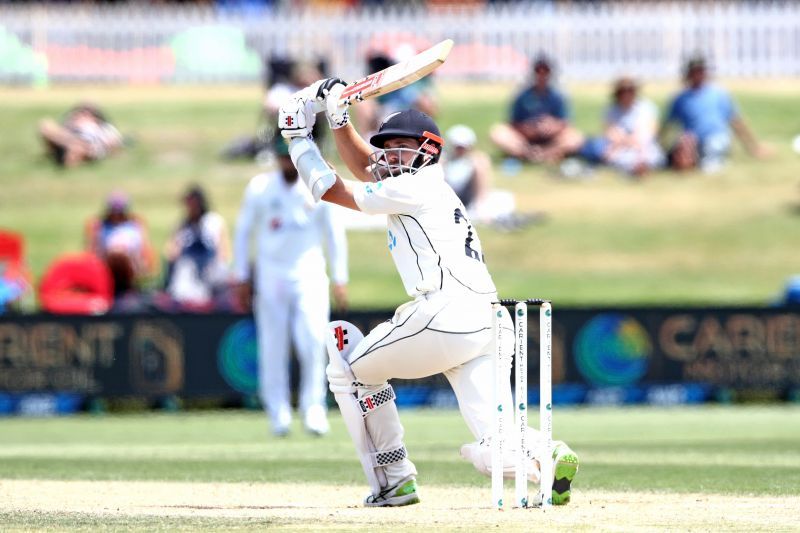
[443,125,492,210]
[777,275,800,307]
[490,54,584,165]
[0,229,33,314]
[163,185,232,311]
[444,125,542,231]
[85,192,156,299]
[39,253,113,315]
[222,57,327,161]
[39,103,124,168]
[581,77,665,177]
[661,56,770,173]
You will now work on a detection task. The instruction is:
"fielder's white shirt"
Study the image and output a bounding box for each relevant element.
[353,164,496,298]
[233,171,348,285]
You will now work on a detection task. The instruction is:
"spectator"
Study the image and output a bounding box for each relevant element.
[265,59,324,116]
[443,125,491,210]
[581,77,664,177]
[354,47,439,136]
[222,57,327,161]
[444,125,543,231]
[777,275,800,307]
[0,230,33,314]
[39,103,124,168]
[85,191,156,299]
[163,185,232,311]
[490,54,584,164]
[232,134,348,436]
[662,56,770,173]
[38,253,114,315]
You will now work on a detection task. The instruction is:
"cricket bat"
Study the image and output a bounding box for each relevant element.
[338,39,454,107]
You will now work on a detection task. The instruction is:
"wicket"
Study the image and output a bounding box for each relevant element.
[491,299,553,510]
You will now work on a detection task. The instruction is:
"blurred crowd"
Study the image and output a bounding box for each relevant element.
[0,44,788,317]
[491,54,770,179]
[1,185,240,316]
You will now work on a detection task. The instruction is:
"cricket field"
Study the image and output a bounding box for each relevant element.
[1,406,799,531]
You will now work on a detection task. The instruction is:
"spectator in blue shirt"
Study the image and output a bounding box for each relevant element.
[490,55,584,164]
[662,56,770,173]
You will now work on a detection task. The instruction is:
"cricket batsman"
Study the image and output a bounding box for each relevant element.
[278,78,579,507]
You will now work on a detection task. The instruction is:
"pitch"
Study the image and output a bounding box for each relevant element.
[1,406,798,530]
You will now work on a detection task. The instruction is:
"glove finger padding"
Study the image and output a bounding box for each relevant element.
[324,83,350,129]
[315,77,348,99]
[278,98,316,139]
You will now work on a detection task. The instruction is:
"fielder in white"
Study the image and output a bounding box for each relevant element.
[278,78,579,506]
[232,135,348,437]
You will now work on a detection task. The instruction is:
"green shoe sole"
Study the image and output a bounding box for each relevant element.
[394,479,421,506]
[394,494,421,506]
[364,478,421,507]
[551,448,579,506]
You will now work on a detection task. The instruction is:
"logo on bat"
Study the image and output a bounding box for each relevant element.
[341,71,385,100]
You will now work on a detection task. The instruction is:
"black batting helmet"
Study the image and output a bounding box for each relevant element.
[370,109,444,164]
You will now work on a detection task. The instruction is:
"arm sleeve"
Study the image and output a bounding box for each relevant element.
[320,205,349,285]
[352,176,423,215]
[231,182,257,282]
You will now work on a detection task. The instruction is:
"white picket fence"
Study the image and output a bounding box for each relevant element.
[1,1,799,84]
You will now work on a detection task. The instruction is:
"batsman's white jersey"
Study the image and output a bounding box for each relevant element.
[353,164,496,298]
[343,163,509,454]
[233,170,347,430]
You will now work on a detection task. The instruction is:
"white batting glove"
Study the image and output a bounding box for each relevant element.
[314,77,350,129]
[292,79,327,113]
[278,97,316,139]
[326,361,357,395]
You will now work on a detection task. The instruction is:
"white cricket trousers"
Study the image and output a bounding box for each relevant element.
[254,274,330,428]
[348,289,513,442]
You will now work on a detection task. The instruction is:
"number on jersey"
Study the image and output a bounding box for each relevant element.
[454,208,485,263]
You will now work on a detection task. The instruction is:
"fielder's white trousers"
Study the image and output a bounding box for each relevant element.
[348,289,513,441]
[254,273,330,428]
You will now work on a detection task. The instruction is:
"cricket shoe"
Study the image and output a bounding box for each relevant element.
[551,441,579,505]
[303,405,330,436]
[271,408,292,438]
[272,423,290,438]
[363,475,420,507]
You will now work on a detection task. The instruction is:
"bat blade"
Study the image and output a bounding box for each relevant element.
[338,39,453,107]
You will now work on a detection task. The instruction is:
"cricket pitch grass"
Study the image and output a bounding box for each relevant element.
[1,406,799,531]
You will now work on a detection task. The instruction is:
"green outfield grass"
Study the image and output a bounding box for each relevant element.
[0,406,798,493]
[0,82,799,308]
[1,407,799,530]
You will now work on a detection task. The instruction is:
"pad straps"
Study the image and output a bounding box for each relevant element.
[371,445,408,467]
[358,384,396,417]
